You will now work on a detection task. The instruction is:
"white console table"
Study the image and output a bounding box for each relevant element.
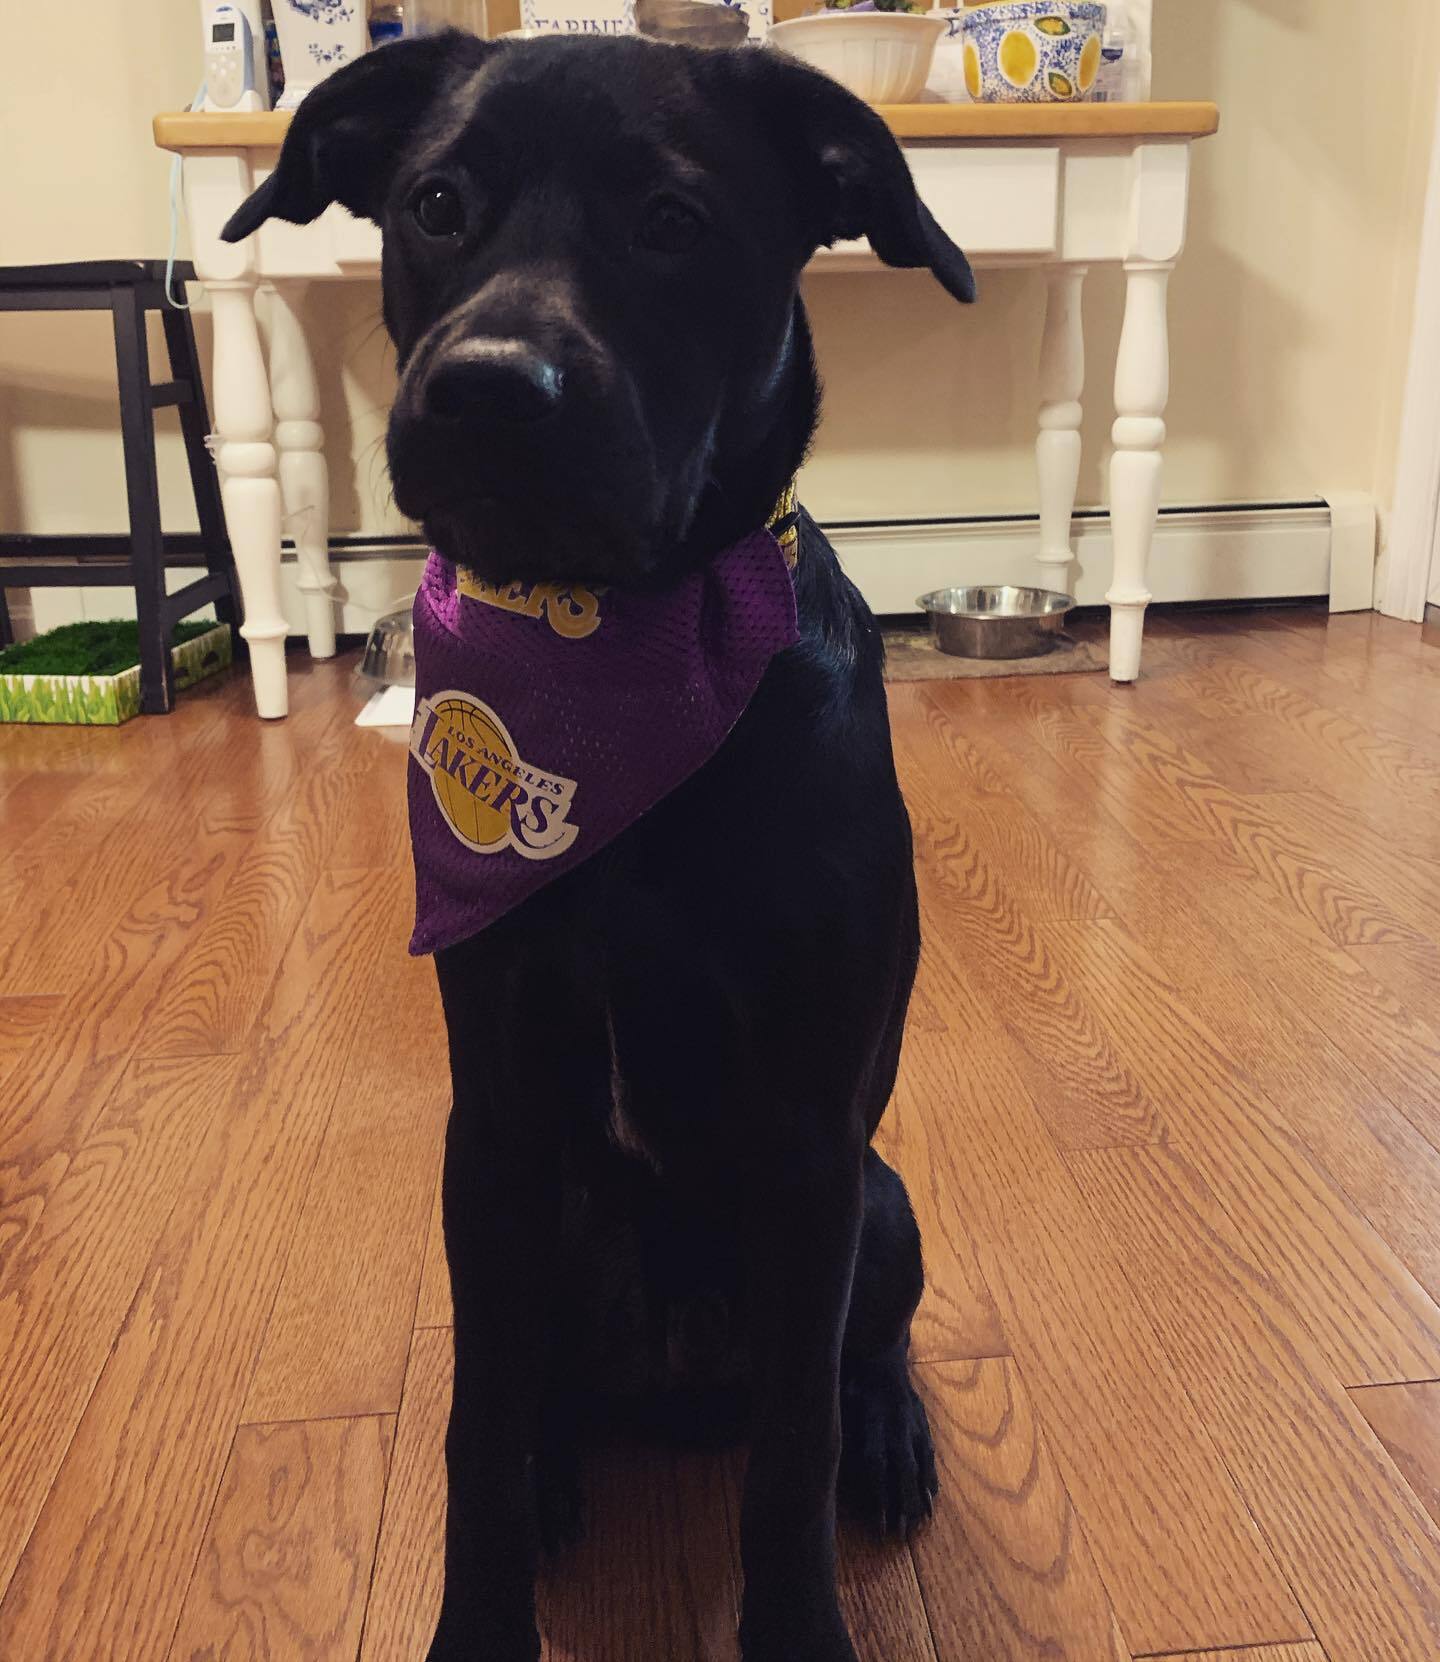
[155,99,1219,719]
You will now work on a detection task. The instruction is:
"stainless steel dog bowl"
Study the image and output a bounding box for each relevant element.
[355,598,417,688]
[917,585,1075,660]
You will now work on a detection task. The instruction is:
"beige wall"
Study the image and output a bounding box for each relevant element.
[2,1,1437,548]
[804,1,1440,522]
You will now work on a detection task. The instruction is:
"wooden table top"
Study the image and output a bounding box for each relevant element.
[154,99,1219,153]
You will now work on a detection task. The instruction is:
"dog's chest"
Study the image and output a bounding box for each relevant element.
[604,1002,662,1172]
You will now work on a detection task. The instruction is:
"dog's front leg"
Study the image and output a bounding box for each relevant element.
[427,1092,558,1662]
[738,1129,865,1662]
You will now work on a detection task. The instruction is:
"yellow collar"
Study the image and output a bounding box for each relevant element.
[766,482,801,569]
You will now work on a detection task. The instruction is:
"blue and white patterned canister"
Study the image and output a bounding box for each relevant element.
[273,0,371,109]
[519,0,637,35]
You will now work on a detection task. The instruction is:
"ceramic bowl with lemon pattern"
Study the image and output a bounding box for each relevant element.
[961,0,1106,103]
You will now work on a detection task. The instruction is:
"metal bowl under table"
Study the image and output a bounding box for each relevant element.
[917,585,1076,660]
[356,598,417,688]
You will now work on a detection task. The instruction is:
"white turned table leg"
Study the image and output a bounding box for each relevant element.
[209,279,288,719]
[1107,261,1172,683]
[1036,265,1088,596]
[265,281,336,660]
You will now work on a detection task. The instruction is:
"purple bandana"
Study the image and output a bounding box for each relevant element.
[408,528,800,955]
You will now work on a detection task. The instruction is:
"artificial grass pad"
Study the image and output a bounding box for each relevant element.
[0,619,217,678]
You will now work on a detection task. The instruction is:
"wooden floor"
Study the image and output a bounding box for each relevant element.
[3,606,1440,1661]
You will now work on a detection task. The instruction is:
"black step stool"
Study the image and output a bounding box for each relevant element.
[0,260,239,714]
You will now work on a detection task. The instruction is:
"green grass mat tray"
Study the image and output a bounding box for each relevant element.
[0,620,232,724]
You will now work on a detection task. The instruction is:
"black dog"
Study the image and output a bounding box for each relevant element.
[226,32,973,1661]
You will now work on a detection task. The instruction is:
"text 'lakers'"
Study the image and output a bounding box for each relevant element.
[411,689,580,860]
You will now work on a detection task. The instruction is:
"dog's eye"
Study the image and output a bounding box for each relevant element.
[637,196,706,256]
[413,184,465,239]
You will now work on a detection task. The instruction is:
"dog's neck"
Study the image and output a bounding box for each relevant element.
[675,300,819,575]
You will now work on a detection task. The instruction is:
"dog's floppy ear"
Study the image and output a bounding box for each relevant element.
[221,31,490,242]
[716,47,975,304]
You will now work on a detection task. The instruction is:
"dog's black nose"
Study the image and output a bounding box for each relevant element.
[425,339,565,426]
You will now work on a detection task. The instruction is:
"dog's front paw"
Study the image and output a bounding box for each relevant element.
[839,1350,938,1539]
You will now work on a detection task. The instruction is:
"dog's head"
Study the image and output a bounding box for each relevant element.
[225,34,973,584]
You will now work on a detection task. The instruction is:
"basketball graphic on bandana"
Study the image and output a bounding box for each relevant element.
[426,696,514,848]
[411,689,579,860]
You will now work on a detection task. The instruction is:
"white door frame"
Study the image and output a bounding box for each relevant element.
[1381,59,1440,622]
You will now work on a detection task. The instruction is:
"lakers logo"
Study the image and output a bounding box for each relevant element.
[456,570,604,639]
[410,690,579,860]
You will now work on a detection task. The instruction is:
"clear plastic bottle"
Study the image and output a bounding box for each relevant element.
[1094,20,1128,103]
[407,0,489,34]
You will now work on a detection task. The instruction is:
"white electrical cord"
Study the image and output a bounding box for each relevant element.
[165,82,208,310]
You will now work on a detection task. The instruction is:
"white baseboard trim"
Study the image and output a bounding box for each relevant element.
[1323,493,1379,613]
[7,501,1337,641]
[828,502,1333,615]
[299,502,1334,631]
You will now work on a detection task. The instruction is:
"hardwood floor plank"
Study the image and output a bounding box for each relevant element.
[0,813,256,1293]
[1351,1381,1440,1531]
[893,709,1162,1152]
[539,1442,744,1662]
[0,771,87,848]
[1262,787,1440,942]
[0,869,402,1662]
[296,692,408,777]
[996,682,1223,853]
[945,692,1440,1356]
[1190,608,1440,752]
[358,1328,449,1662]
[1035,918,1440,1387]
[1181,652,1440,802]
[326,743,411,871]
[894,977,1305,1654]
[0,995,63,1055]
[2,789,207,994]
[139,770,357,1058]
[893,686,1112,922]
[0,725,124,778]
[0,1055,240,1597]
[971,671,1412,953]
[931,688,1440,1376]
[243,943,449,1422]
[413,1172,450,1330]
[1350,936,1440,1026]
[0,711,304,1000]
[167,1416,393,1662]
[0,770,162,960]
[1082,702,1426,947]
[911,1358,1132,1661]
[1068,1141,1440,1662]
[1153,1648,1327,1662]
[874,1048,1008,1364]
[1152,834,1440,1150]
[835,1526,938,1662]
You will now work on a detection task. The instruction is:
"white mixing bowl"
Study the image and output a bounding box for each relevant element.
[768,12,946,104]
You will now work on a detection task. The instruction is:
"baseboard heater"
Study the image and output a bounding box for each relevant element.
[286,499,1333,632]
[1,499,1338,638]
